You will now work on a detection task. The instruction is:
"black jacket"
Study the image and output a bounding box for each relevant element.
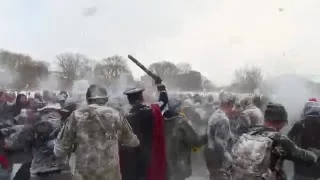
[288,116,320,178]
[120,90,168,180]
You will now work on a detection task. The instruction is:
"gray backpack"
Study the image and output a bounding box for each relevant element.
[231,131,276,180]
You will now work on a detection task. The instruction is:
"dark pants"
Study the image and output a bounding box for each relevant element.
[204,147,230,180]
[30,172,72,180]
[13,162,31,180]
[294,174,319,180]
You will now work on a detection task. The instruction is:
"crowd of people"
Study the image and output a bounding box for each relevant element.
[0,79,319,180]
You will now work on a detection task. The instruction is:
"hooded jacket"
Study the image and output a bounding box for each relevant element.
[164,112,201,180]
[288,102,320,178]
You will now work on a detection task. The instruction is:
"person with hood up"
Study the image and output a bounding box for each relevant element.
[204,97,233,180]
[120,78,168,180]
[11,93,30,118]
[54,84,139,180]
[163,98,202,180]
[236,96,264,134]
[231,103,318,180]
[288,101,320,180]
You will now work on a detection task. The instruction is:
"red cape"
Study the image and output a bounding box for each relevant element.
[0,155,9,169]
[147,104,167,180]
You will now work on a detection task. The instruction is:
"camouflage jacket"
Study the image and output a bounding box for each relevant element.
[30,112,70,176]
[239,126,318,180]
[54,104,139,180]
[206,109,233,171]
[164,113,202,179]
[2,112,70,176]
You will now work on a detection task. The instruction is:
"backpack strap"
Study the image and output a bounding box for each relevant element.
[94,113,121,140]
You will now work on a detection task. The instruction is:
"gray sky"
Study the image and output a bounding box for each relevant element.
[0,0,319,85]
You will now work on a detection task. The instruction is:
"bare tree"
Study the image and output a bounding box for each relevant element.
[233,66,263,92]
[56,53,89,82]
[0,50,32,71]
[176,62,192,74]
[148,61,179,78]
[0,50,49,89]
[95,55,130,81]
[17,60,49,89]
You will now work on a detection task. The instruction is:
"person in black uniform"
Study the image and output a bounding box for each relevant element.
[120,79,168,180]
[288,101,320,180]
[231,103,319,180]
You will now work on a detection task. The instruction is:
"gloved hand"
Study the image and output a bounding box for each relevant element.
[308,148,320,162]
[154,76,162,85]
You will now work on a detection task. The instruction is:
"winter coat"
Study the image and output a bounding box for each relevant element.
[288,115,320,178]
[205,109,233,179]
[30,111,70,176]
[3,111,70,177]
[183,107,204,130]
[54,104,139,180]
[233,125,318,180]
[164,113,201,180]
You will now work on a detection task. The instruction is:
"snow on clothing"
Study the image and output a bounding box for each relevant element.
[236,104,264,135]
[164,111,202,180]
[205,109,233,180]
[3,109,70,180]
[54,104,139,180]
[232,125,318,180]
[288,114,320,179]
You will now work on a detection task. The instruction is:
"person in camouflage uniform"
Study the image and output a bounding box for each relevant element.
[204,96,234,180]
[231,103,318,180]
[54,84,139,180]
[163,98,203,180]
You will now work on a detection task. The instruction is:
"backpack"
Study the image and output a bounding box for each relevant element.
[231,131,276,180]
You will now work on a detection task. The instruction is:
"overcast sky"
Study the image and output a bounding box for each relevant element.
[0,0,320,85]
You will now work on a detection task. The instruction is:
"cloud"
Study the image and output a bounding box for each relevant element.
[1,0,320,85]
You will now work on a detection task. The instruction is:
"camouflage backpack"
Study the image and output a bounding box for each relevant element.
[231,131,276,180]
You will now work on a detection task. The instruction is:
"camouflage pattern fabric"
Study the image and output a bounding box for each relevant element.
[54,104,139,180]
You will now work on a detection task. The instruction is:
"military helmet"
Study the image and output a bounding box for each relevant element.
[86,84,108,102]
[264,102,287,122]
